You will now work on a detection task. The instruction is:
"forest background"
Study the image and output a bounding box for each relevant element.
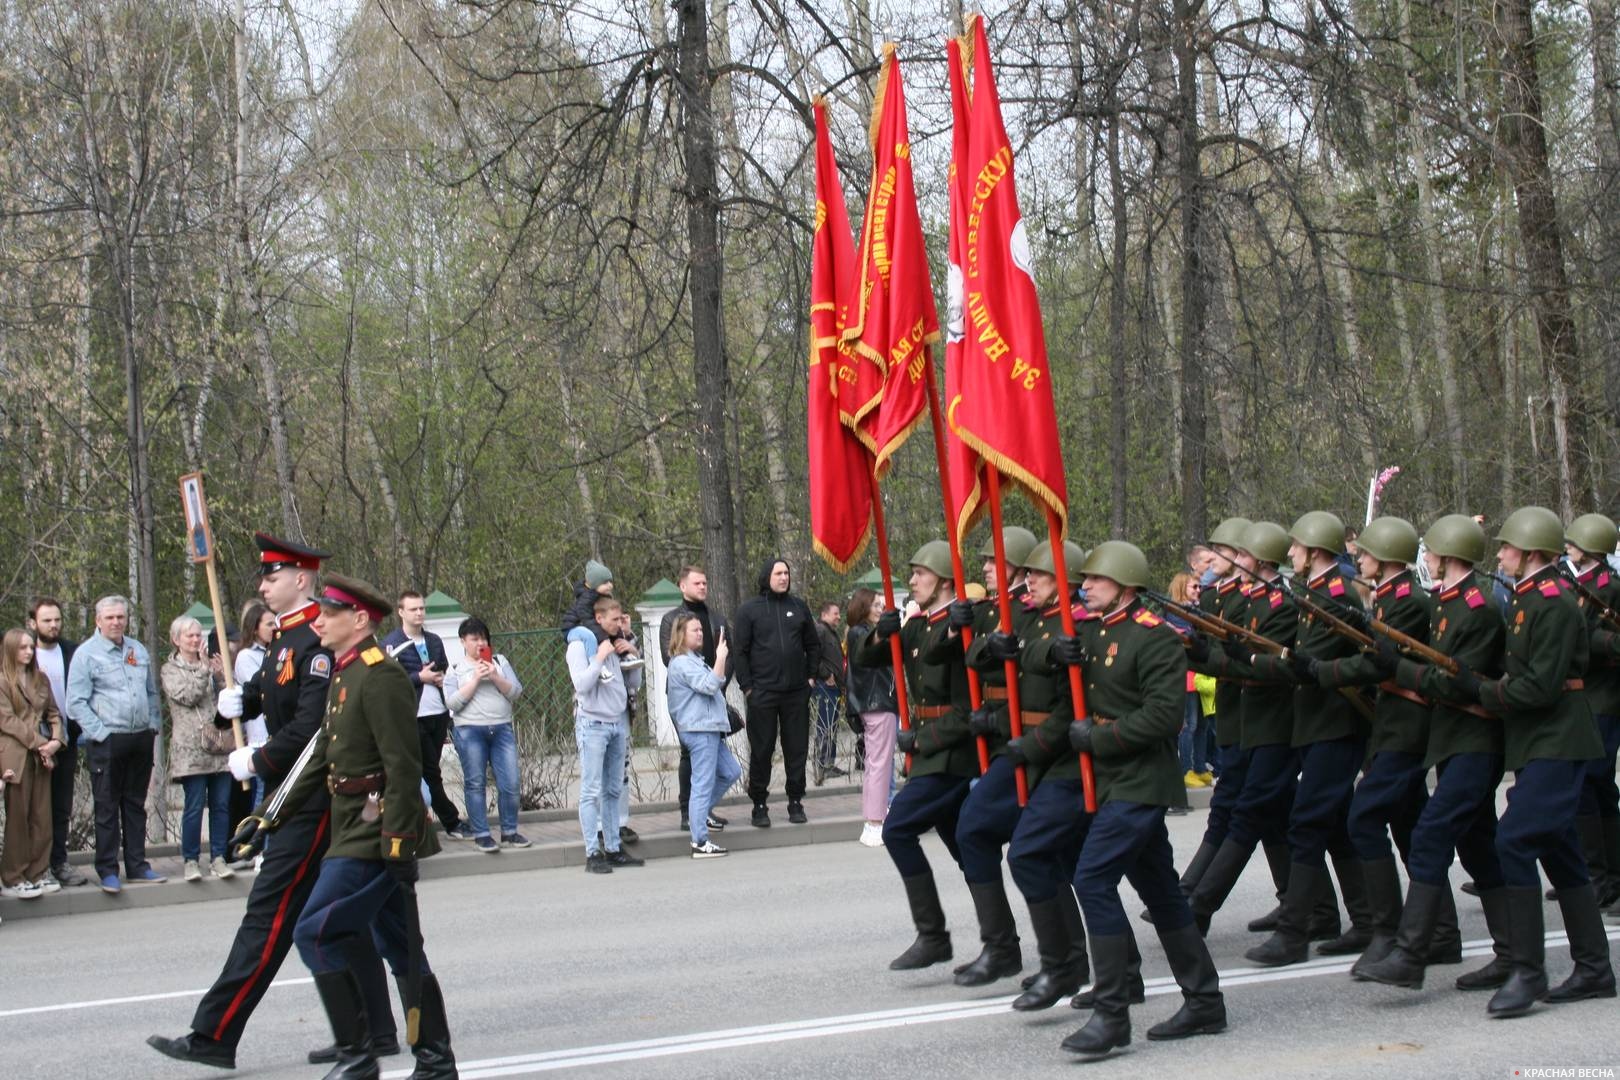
[2,0,1615,639]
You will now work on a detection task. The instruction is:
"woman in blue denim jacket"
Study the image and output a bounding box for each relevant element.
[666,614,739,858]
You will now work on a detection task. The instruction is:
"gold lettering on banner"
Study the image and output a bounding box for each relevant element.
[814,199,826,234]
[870,166,898,279]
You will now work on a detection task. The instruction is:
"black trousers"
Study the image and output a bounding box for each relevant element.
[678,744,692,816]
[85,731,154,879]
[191,806,396,1049]
[417,712,462,830]
[49,740,78,869]
[745,688,810,806]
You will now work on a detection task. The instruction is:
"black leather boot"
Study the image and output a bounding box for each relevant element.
[890,874,952,970]
[1147,923,1228,1040]
[1246,840,1291,932]
[1013,896,1086,1010]
[1316,847,1373,954]
[1426,884,1463,964]
[145,1033,236,1071]
[1487,886,1549,1018]
[310,1035,401,1065]
[954,880,1023,987]
[398,973,457,1080]
[1070,932,1143,1009]
[1545,883,1617,1003]
[1189,838,1253,935]
[1456,887,1514,991]
[1245,862,1321,967]
[1348,857,1403,972]
[1352,880,1444,989]
[1059,935,1132,1058]
[311,969,380,1080]
[1061,888,1092,984]
[1578,816,1607,901]
[1599,817,1620,907]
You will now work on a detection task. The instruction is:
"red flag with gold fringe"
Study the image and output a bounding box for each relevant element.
[943,33,986,545]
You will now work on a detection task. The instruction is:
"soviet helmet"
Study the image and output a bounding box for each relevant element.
[1081,540,1152,590]
[1207,516,1253,549]
[1241,521,1290,565]
[1495,506,1564,555]
[1356,516,1420,565]
[907,540,954,579]
[1422,515,1486,565]
[1566,513,1619,558]
[1026,539,1088,584]
[976,525,1040,568]
[1288,510,1347,555]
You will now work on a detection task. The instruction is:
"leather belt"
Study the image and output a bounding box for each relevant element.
[1378,681,1429,707]
[1018,711,1052,725]
[1457,703,1492,719]
[915,705,953,720]
[328,771,386,796]
[982,685,1009,702]
[1566,679,1585,691]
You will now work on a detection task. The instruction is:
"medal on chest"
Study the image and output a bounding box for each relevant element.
[1514,610,1525,636]
[1105,642,1119,668]
[1437,617,1448,639]
[276,647,296,685]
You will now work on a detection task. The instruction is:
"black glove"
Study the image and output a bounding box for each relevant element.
[1052,635,1087,668]
[986,631,1021,663]
[1184,632,1212,663]
[948,599,976,630]
[1067,718,1096,752]
[1222,638,1251,664]
[1002,736,1027,765]
[387,858,419,885]
[1369,638,1400,678]
[968,708,998,738]
[212,712,234,730]
[896,728,918,754]
[228,816,266,862]
[1287,648,1318,682]
[1341,606,1371,634]
[1448,661,1483,702]
[875,608,902,641]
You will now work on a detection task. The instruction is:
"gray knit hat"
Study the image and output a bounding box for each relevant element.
[585,559,613,589]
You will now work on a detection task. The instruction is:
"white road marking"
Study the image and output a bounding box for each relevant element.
[0,977,312,1019]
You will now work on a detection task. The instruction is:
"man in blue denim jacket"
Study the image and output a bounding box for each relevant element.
[66,594,165,893]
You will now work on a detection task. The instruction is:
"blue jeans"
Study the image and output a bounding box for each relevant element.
[1178,695,1207,773]
[450,722,521,838]
[576,720,625,855]
[680,731,741,844]
[180,773,232,861]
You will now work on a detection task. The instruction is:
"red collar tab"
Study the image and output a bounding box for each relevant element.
[277,601,319,630]
[335,646,361,671]
[927,607,950,625]
[1513,576,1536,595]
[1438,584,1461,602]
[1041,603,1063,618]
[1218,579,1241,595]
[1101,608,1130,627]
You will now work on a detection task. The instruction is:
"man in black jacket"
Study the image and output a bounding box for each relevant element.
[382,591,467,840]
[28,597,83,886]
[659,566,731,833]
[734,558,820,827]
[812,601,848,784]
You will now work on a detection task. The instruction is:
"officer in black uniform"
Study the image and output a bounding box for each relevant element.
[148,534,399,1070]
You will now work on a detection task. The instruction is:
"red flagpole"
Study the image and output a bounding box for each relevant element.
[979,466,1030,805]
[1042,506,1098,813]
[868,473,914,774]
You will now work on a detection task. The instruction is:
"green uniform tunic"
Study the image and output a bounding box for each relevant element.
[1234,577,1298,750]
[1476,565,1604,771]
[262,635,441,863]
[1571,561,1620,719]
[1250,567,1369,747]
[963,587,1042,763]
[854,606,978,779]
[1201,576,1248,747]
[1316,569,1434,757]
[1393,571,1505,769]
[994,600,1086,782]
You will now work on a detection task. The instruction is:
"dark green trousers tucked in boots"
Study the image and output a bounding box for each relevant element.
[891,874,952,970]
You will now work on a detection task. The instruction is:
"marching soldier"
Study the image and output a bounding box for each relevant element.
[148,535,398,1070]
[944,526,1039,989]
[237,575,455,1078]
[1310,516,1460,971]
[1442,507,1614,1016]
[1563,513,1620,908]
[1056,542,1225,1058]
[853,541,979,970]
[1355,514,1510,991]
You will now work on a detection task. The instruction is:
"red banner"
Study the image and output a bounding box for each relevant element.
[809,99,873,571]
[944,34,986,546]
[951,16,1068,531]
[842,46,940,478]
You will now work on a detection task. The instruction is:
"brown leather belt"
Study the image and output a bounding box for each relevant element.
[1378,680,1429,707]
[915,705,953,720]
[1457,703,1492,719]
[1018,711,1052,725]
[982,686,1009,702]
[328,772,385,796]
[1566,679,1585,691]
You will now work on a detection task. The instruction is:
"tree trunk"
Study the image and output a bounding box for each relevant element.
[1106,89,1129,539]
[1588,0,1620,436]
[1174,0,1208,545]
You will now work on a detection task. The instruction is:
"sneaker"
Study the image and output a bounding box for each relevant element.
[787,803,808,825]
[706,814,726,833]
[1183,770,1207,788]
[585,853,613,874]
[1,881,43,900]
[33,877,61,894]
[444,823,475,841]
[619,825,639,845]
[502,833,533,848]
[825,764,847,778]
[751,805,771,829]
[691,840,729,859]
[606,849,645,868]
[859,822,885,848]
[474,835,500,854]
[130,867,168,884]
[51,863,88,887]
[183,860,202,882]
[211,857,235,880]
[1196,771,1215,785]
[100,875,122,894]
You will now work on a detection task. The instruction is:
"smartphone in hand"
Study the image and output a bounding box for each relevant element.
[477,644,493,664]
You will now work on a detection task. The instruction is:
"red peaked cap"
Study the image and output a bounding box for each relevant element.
[318,573,391,624]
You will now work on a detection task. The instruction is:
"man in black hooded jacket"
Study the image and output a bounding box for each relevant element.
[733,558,820,827]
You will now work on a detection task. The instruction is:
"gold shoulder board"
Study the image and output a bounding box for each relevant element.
[361,647,386,666]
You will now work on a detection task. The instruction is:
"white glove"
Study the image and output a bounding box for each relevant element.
[227,746,256,781]
[217,687,244,719]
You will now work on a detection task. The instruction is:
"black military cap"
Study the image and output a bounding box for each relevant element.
[255,532,330,575]
[318,573,392,624]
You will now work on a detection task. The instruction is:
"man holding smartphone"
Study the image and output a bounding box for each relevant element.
[383,591,468,840]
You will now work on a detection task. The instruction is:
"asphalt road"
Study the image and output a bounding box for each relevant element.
[1,810,1616,1080]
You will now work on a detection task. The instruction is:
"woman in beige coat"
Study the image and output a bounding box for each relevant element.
[163,615,233,882]
[0,627,64,899]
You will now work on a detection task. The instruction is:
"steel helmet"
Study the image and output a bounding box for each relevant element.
[1081,540,1153,590]
[908,540,954,579]
[1241,521,1291,565]
[1495,506,1564,555]
[1208,516,1253,549]
[1026,539,1088,584]
[1288,510,1347,555]
[976,525,1040,569]
[1566,513,1620,558]
[1422,515,1487,565]
[1356,516,1420,565]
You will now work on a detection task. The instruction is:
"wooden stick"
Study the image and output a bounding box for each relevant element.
[202,558,249,791]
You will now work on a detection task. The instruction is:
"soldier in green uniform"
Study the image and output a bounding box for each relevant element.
[1443,507,1614,1017]
[234,575,454,1078]
[1308,516,1460,973]
[853,542,978,971]
[1563,513,1620,908]
[1055,542,1225,1058]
